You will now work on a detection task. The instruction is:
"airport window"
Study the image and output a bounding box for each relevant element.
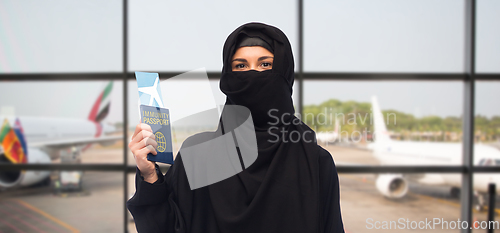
[475,0,500,73]
[475,81,500,170]
[472,173,500,227]
[303,0,465,73]
[0,0,123,73]
[303,80,466,165]
[341,173,464,232]
[128,0,298,72]
[0,170,125,232]
[0,0,499,232]
[0,80,125,164]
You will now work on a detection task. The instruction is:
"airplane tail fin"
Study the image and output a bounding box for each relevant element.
[88,81,113,123]
[371,96,392,143]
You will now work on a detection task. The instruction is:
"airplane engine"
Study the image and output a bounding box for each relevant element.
[375,174,408,198]
[0,148,51,189]
[0,153,23,189]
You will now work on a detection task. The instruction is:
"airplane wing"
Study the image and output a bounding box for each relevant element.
[29,135,123,149]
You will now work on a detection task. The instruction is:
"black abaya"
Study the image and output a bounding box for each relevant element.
[127,22,344,233]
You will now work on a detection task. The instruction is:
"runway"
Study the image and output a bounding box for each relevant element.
[324,144,499,233]
[0,145,498,232]
[0,145,128,233]
[0,171,124,233]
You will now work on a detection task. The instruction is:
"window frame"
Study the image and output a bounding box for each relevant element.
[0,1,499,232]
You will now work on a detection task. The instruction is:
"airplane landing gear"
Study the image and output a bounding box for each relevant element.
[450,187,460,199]
[56,147,85,194]
[474,191,486,212]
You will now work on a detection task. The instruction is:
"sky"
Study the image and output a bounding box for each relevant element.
[0,0,499,124]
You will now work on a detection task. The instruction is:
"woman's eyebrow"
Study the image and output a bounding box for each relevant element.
[232,58,247,62]
[258,56,274,61]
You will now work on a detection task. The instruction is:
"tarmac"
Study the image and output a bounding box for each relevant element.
[1,144,499,233]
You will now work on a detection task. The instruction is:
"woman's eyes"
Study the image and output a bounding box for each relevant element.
[233,62,272,70]
[235,64,246,69]
[261,62,272,68]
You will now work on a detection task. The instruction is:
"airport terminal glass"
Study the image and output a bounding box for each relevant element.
[303,80,464,166]
[340,173,463,232]
[476,0,500,73]
[0,80,124,165]
[471,173,500,233]
[0,0,123,73]
[474,81,500,167]
[128,0,297,72]
[0,171,124,233]
[2,0,498,231]
[304,0,465,73]
[471,81,500,232]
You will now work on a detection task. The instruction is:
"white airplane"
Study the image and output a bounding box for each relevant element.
[316,120,340,145]
[0,81,121,190]
[369,96,500,210]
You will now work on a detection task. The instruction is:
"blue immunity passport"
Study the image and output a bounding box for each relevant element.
[140,104,174,165]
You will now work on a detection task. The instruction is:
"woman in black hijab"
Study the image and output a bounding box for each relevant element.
[127,22,344,233]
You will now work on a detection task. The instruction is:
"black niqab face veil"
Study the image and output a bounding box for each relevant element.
[220,23,295,128]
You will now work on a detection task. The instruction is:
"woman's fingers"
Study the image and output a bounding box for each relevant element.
[135,146,157,180]
[131,128,155,144]
[131,123,153,140]
[142,145,157,156]
[129,128,155,150]
[129,136,157,155]
[135,146,157,162]
[129,123,158,180]
[134,123,152,134]
[136,137,158,154]
[130,134,157,149]
[129,123,158,162]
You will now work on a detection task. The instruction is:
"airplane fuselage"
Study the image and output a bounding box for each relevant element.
[372,140,500,193]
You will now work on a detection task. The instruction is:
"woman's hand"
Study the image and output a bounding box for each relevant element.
[129,123,158,183]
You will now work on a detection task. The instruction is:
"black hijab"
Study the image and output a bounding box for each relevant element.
[128,22,344,233]
[210,22,322,232]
